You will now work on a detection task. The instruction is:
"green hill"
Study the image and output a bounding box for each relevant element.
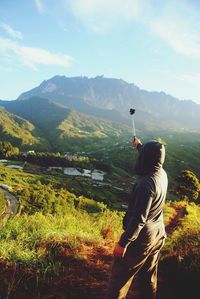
[0,98,132,152]
[0,108,50,150]
[0,164,199,299]
[0,96,70,129]
[54,110,131,152]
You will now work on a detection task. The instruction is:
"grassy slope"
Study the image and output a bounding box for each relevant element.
[0,108,50,150]
[0,165,199,298]
[0,164,123,265]
[0,165,199,266]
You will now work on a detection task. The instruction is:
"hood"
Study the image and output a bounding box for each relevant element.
[135,140,165,175]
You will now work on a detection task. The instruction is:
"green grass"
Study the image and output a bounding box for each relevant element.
[162,202,200,271]
[0,162,199,276]
[0,164,123,270]
[1,197,199,273]
[163,202,177,226]
[0,208,123,269]
[0,189,7,213]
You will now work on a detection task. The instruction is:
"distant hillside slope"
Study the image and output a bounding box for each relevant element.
[0,107,49,150]
[0,97,70,129]
[17,75,200,131]
[0,98,131,152]
[55,110,131,152]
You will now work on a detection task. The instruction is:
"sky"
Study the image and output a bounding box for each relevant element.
[0,0,200,104]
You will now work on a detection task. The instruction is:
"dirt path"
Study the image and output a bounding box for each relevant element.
[0,188,19,220]
[165,205,187,235]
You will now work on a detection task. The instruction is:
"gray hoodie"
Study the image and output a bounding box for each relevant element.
[119,140,168,248]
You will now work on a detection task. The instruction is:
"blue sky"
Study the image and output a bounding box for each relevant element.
[0,0,200,104]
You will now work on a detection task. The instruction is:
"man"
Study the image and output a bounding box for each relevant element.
[105,137,168,299]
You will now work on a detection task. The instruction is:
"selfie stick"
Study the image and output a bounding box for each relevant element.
[129,108,136,139]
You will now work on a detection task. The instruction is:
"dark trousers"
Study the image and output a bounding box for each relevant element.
[104,237,165,299]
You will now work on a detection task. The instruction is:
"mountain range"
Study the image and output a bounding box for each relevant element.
[17,75,200,131]
[0,75,200,151]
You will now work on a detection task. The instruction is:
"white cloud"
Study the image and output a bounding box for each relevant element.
[0,22,23,39]
[66,0,141,32]
[35,0,45,14]
[0,38,73,70]
[64,0,200,59]
[149,3,200,60]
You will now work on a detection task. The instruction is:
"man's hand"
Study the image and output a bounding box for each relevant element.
[113,243,126,257]
[132,137,142,149]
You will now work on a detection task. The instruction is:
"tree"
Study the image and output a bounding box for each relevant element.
[173,170,200,202]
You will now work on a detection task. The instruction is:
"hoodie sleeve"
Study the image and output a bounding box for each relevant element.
[118,182,154,248]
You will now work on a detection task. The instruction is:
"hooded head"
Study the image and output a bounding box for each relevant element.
[135,140,165,175]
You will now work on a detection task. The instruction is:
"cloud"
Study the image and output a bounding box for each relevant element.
[35,0,45,14]
[149,2,200,59]
[0,22,23,39]
[34,0,200,61]
[0,38,73,70]
[64,0,200,59]
[65,0,141,32]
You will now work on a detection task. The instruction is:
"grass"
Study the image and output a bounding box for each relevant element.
[0,197,199,276]
[163,202,177,226]
[0,163,199,279]
[0,162,199,299]
[0,189,7,214]
[162,201,200,270]
[0,208,123,271]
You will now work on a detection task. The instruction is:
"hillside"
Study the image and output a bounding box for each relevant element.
[0,97,70,129]
[0,97,132,152]
[0,164,199,299]
[17,75,200,131]
[55,110,131,152]
[0,107,49,150]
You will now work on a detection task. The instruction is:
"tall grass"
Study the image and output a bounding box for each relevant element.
[162,202,200,270]
[0,189,7,213]
[0,207,123,270]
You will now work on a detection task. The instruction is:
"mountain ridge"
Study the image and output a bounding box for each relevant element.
[16,75,200,131]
